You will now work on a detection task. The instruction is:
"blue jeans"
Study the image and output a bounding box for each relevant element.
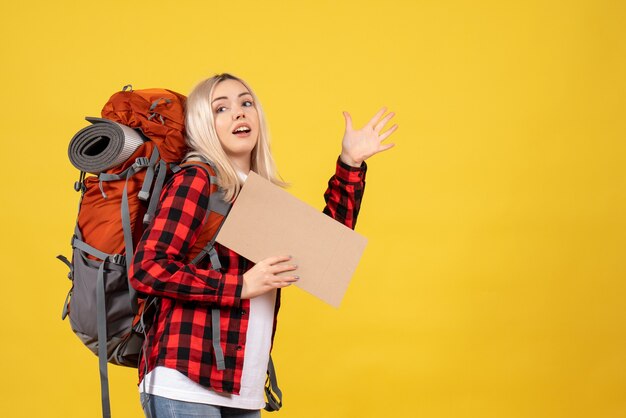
[140,393,261,418]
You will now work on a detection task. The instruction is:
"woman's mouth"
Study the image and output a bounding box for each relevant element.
[232,124,252,138]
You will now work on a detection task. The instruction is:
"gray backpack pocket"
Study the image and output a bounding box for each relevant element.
[69,247,134,361]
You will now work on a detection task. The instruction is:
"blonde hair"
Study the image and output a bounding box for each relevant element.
[185,73,285,202]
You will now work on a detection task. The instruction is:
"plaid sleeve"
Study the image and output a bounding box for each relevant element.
[129,166,242,307]
[322,156,367,229]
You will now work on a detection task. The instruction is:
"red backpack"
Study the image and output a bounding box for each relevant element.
[58,86,193,417]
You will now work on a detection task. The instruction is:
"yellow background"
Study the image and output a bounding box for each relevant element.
[1,0,625,417]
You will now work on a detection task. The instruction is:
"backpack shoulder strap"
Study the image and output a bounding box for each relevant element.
[179,159,231,219]
[179,158,231,371]
[180,159,283,409]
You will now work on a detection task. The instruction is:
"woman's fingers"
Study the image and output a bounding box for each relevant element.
[374,112,395,133]
[367,107,388,128]
[268,260,298,286]
[379,124,399,141]
[242,255,300,298]
[343,111,353,132]
[262,255,292,266]
[273,275,300,287]
[378,143,396,153]
[258,255,298,275]
[340,107,398,164]
[268,262,298,275]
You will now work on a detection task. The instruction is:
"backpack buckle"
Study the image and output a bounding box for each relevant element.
[143,213,154,225]
[147,112,166,125]
[264,386,282,411]
[108,254,126,266]
[148,98,171,125]
[134,157,150,168]
[74,171,86,193]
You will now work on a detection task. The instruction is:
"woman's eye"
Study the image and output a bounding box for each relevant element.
[242,100,253,107]
[216,106,227,113]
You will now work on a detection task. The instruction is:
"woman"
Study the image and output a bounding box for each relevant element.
[129,73,397,417]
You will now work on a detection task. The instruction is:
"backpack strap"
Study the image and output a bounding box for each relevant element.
[96,257,112,418]
[56,255,73,320]
[183,160,283,411]
[95,146,160,314]
[123,150,158,314]
[181,159,231,371]
[264,356,283,411]
[143,159,168,225]
[182,159,231,269]
[183,160,284,410]
[71,230,125,418]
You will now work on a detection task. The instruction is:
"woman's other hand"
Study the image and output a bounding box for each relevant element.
[340,107,398,167]
[241,255,299,299]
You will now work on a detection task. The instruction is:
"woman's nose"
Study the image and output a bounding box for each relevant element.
[233,106,245,119]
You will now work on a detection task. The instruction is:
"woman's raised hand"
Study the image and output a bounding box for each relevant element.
[340,107,398,167]
[241,255,299,299]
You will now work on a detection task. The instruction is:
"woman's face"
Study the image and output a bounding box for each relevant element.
[211,79,260,164]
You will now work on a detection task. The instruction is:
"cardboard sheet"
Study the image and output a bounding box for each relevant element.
[216,172,368,307]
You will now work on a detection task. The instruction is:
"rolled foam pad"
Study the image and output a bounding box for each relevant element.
[68,117,146,174]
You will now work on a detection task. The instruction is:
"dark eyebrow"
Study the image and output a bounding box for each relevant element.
[211,92,252,104]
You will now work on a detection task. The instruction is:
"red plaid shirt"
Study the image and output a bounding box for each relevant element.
[129,157,366,394]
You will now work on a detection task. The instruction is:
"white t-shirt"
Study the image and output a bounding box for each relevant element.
[139,171,276,410]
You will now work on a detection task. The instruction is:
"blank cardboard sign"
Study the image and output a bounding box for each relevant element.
[216,172,368,308]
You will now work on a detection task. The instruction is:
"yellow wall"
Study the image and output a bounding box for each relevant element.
[1,1,625,417]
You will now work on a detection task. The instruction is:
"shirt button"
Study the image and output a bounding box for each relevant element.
[237,346,243,351]
[240,310,246,316]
